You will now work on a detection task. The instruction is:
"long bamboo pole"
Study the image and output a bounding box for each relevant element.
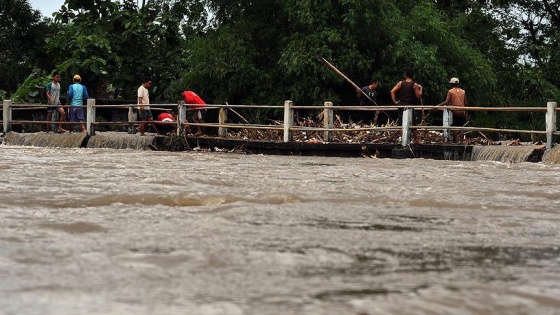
[226,102,250,124]
[318,56,392,124]
[318,56,377,105]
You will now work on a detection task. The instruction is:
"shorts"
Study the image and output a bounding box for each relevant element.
[47,103,61,113]
[452,115,467,127]
[397,108,421,125]
[139,109,153,121]
[192,109,207,121]
[69,107,84,122]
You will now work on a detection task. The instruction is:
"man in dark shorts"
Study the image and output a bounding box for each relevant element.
[390,68,423,143]
[438,77,468,143]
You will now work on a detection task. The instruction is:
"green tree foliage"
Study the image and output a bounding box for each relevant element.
[48,0,188,100]
[8,0,556,134]
[181,0,497,109]
[491,0,560,103]
[10,71,51,103]
[463,0,560,131]
[0,0,51,95]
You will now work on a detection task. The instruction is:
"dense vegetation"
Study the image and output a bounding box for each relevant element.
[1,0,559,128]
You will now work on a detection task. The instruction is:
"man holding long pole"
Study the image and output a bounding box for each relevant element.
[319,56,389,125]
[357,79,379,106]
[357,79,380,124]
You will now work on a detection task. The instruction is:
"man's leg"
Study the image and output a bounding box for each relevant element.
[139,110,146,136]
[453,130,464,144]
[199,118,205,135]
[413,130,422,143]
[45,111,53,132]
[148,118,159,135]
[57,107,67,132]
[192,112,201,135]
[76,108,86,132]
[197,110,207,135]
[193,117,203,135]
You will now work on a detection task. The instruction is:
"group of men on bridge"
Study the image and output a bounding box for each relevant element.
[357,68,468,143]
[45,73,208,137]
[45,68,467,143]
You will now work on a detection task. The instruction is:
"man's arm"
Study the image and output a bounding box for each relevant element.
[68,87,73,103]
[357,86,366,99]
[83,86,89,99]
[464,92,470,119]
[414,83,423,99]
[438,91,451,106]
[137,89,143,110]
[390,82,401,104]
[45,83,52,103]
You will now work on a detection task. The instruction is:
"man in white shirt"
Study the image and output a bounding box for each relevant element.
[137,78,158,136]
[45,72,67,133]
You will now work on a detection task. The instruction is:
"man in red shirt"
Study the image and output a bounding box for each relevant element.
[157,111,175,122]
[157,109,177,135]
[181,91,207,136]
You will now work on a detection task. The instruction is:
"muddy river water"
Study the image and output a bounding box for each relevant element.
[1,146,559,315]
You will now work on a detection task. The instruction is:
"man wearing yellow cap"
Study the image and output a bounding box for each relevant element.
[68,74,89,132]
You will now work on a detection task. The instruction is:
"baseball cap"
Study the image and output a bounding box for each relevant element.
[449,77,459,84]
[73,74,81,81]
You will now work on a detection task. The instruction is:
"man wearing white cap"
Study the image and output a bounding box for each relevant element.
[438,77,468,143]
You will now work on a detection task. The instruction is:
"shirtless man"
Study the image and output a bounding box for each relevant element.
[438,77,468,143]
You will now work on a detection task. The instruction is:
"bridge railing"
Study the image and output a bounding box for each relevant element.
[1,99,558,149]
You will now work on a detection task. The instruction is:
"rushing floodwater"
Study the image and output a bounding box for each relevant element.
[1,145,559,315]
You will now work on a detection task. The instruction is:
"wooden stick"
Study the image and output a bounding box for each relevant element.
[318,56,393,124]
[478,131,496,144]
[318,56,376,105]
[226,102,250,124]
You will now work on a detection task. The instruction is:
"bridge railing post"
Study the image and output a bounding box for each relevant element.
[178,101,186,136]
[86,99,96,136]
[218,107,228,138]
[443,108,453,143]
[546,101,557,149]
[323,101,334,142]
[401,107,413,146]
[3,100,12,135]
[283,100,293,142]
[128,104,137,134]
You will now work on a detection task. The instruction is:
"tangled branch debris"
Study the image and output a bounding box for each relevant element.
[224,116,536,146]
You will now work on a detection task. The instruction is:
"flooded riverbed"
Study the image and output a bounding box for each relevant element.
[1,146,559,315]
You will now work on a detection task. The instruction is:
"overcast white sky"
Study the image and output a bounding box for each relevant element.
[29,0,66,17]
